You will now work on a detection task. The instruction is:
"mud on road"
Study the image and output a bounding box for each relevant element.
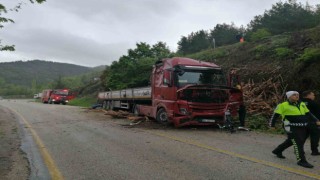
[0,105,29,180]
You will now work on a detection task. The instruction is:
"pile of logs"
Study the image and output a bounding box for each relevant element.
[103,110,131,118]
[104,110,148,123]
[242,75,287,116]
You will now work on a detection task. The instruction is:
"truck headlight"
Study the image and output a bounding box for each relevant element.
[179,108,188,115]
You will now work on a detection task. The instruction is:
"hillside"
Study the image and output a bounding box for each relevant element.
[0,60,92,87]
[185,26,320,115]
[188,26,320,90]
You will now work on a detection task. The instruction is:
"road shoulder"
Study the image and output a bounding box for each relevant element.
[0,105,29,180]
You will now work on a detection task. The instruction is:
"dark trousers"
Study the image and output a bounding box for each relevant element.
[306,122,320,153]
[238,105,246,126]
[273,126,308,161]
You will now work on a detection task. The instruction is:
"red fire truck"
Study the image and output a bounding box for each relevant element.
[41,89,76,105]
[97,57,243,127]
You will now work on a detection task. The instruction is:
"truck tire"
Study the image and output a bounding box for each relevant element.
[132,104,139,116]
[102,101,107,109]
[109,101,114,110]
[106,101,113,110]
[156,108,170,126]
[104,101,112,110]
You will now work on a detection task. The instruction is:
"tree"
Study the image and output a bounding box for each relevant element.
[177,36,189,55]
[53,75,65,89]
[177,30,211,55]
[177,24,243,55]
[209,23,242,47]
[102,42,172,90]
[151,41,172,59]
[247,0,319,36]
[0,0,46,51]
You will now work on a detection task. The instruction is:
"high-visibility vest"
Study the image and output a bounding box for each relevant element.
[275,101,309,125]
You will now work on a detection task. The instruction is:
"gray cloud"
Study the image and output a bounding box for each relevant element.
[0,0,318,67]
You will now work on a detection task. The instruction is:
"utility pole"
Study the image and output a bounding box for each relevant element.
[212,38,215,49]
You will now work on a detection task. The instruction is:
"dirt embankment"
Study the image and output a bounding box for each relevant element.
[0,106,29,180]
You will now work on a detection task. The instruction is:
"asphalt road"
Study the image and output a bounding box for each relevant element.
[1,99,320,180]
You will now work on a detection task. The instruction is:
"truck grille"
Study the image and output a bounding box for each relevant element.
[179,88,228,103]
[188,102,226,112]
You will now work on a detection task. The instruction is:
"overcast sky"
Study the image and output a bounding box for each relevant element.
[0,0,318,67]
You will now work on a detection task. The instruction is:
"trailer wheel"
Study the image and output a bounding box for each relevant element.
[156,108,170,125]
[102,101,107,109]
[107,101,113,110]
[132,104,139,116]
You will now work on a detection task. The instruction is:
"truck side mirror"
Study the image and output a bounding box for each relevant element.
[163,70,172,87]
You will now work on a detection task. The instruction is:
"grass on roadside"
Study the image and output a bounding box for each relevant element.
[246,114,285,134]
[68,96,98,108]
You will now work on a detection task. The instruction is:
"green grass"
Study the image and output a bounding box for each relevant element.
[68,96,97,108]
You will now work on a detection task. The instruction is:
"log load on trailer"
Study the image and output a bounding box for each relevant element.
[97,57,243,127]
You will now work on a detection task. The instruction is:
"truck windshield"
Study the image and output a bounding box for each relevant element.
[176,69,226,87]
[53,90,68,95]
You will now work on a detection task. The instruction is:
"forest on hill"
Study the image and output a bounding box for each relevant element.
[0,60,104,97]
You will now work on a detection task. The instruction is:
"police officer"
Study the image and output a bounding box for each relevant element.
[301,90,320,155]
[270,91,317,168]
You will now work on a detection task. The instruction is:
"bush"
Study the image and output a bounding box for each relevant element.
[250,28,272,41]
[246,114,285,134]
[68,96,97,108]
[298,48,320,63]
[274,47,294,59]
[212,49,228,58]
[187,48,228,61]
[253,44,269,58]
[247,115,269,130]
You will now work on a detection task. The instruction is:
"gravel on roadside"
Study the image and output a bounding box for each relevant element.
[0,106,29,180]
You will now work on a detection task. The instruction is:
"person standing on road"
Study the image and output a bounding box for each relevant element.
[229,68,247,130]
[269,91,317,168]
[301,90,320,155]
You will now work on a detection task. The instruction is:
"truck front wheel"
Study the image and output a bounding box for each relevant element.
[156,108,170,126]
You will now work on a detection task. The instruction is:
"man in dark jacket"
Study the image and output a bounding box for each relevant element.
[301,90,320,155]
[270,91,318,168]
